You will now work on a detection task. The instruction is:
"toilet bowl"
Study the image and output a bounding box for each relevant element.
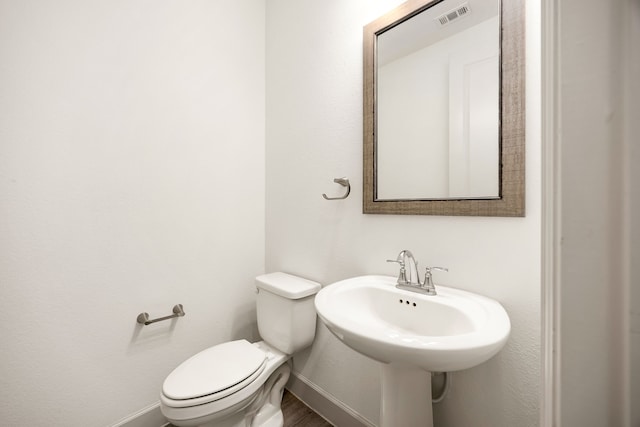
[160,273,321,427]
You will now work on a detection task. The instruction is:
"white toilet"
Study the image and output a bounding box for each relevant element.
[160,272,321,427]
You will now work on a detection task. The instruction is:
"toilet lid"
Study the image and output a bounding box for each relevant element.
[162,340,267,401]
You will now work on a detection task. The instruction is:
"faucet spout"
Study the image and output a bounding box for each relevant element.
[396,250,421,286]
[386,250,412,285]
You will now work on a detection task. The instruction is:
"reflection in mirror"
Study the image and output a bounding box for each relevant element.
[363,0,525,216]
[377,0,500,200]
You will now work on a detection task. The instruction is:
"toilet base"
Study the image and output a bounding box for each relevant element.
[247,361,290,427]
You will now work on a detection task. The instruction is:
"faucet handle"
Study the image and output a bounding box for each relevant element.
[421,267,448,295]
[387,259,408,284]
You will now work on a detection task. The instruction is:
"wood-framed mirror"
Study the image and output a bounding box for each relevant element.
[363,0,525,216]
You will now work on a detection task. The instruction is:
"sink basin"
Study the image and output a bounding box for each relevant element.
[315,275,510,372]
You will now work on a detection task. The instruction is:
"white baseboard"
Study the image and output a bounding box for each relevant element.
[110,401,169,427]
[286,371,376,427]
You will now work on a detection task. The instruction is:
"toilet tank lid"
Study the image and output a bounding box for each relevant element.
[256,272,321,299]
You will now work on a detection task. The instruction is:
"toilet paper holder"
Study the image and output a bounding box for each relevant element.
[137,304,185,326]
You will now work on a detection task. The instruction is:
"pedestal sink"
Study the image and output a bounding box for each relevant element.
[314,275,510,427]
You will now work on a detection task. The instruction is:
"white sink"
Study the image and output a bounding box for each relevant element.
[314,275,510,426]
[315,275,510,372]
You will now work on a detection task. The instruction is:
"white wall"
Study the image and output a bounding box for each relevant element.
[266,1,541,426]
[0,1,265,425]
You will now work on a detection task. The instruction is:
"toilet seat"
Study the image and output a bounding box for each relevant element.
[161,341,290,426]
[162,340,267,407]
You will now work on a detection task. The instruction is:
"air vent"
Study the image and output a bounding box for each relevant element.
[436,3,471,26]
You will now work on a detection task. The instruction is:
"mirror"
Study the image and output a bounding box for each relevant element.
[363,0,525,216]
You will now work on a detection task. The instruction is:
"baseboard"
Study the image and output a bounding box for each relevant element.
[286,371,376,427]
[110,401,169,427]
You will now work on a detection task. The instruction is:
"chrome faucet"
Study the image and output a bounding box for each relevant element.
[387,250,448,296]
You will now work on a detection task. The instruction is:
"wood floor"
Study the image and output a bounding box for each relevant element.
[282,389,333,427]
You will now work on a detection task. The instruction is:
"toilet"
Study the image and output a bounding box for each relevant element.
[160,272,321,427]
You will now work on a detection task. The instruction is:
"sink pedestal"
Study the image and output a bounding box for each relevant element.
[380,364,433,427]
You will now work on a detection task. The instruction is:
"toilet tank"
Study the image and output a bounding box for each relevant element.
[255,272,321,355]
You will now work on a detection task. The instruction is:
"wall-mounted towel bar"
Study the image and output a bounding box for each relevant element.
[323,177,350,200]
[137,304,185,325]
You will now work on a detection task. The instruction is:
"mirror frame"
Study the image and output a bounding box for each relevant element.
[363,0,525,216]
